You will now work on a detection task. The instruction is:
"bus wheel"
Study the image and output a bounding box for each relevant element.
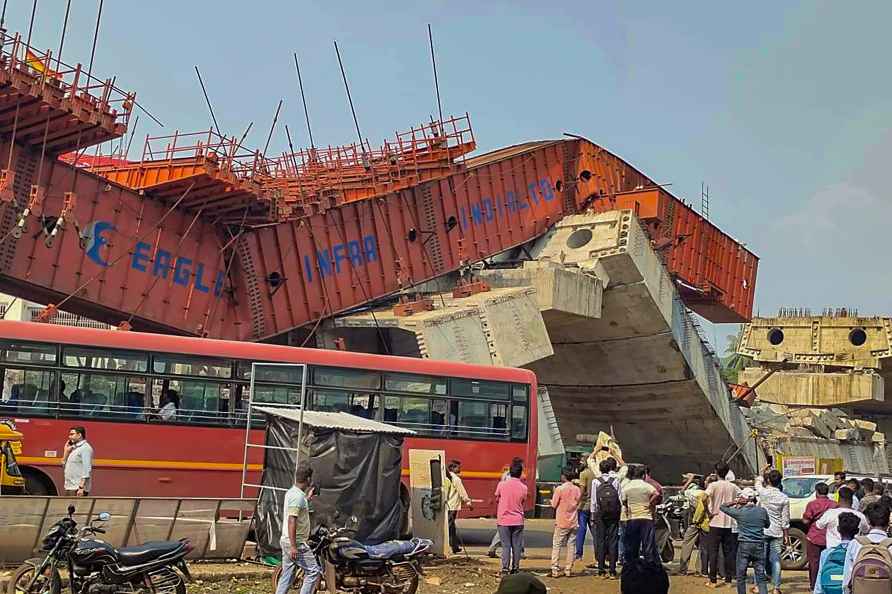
[399,484,411,539]
[21,468,55,496]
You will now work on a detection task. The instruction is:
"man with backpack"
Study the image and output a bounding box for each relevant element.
[814,512,860,594]
[591,458,623,579]
[842,501,892,594]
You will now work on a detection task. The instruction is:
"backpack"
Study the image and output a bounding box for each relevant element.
[818,543,849,594]
[851,536,892,594]
[596,477,621,520]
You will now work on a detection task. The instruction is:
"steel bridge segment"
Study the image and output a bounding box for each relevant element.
[0,136,757,341]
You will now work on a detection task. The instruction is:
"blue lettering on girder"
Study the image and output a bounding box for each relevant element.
[457,177,553,232]
[303,234,379,283]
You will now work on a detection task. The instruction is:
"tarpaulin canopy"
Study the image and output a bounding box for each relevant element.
[253,407,415,556]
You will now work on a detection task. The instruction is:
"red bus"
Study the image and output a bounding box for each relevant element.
[0,321,537,516]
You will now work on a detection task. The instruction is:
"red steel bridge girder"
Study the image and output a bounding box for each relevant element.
[0,137,758,341]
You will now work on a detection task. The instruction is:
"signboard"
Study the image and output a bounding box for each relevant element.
[781,456,816,477]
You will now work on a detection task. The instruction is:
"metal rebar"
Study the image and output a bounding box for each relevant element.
[293,52,315,149]
[55,0,72,70]
[262,99,283,159]
[195,65,223,139]
[334,41,364,150]
[25,0,37,48]
[428,24,444,125]
[86,0,103,81]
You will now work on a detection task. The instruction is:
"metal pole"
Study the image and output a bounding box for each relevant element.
[195,65,223,139]
[427,24,444,125]
[334,41,364,151]
[25,0,37,49]
[295,364,308,469]
[55,0,72,71]
[293,52,315,149]
[86,0,103,82]
[262,99,283,160]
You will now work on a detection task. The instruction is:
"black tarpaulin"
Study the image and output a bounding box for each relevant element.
[253,408,414,556]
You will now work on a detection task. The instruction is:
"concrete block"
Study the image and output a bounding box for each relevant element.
[737,369,884,407]
[873,432,886,444]
[789,411,836,440]
[853,419,878,432]
[835,428,862,441]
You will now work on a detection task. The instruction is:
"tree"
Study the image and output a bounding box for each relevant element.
[720,324,752,384]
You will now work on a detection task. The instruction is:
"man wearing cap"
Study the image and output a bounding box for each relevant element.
[718,488,770,594]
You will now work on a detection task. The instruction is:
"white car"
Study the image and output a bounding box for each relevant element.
[781,474,876,570]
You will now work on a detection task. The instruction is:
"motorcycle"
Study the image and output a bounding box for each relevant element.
[8,505,192,594]
[273,517,432,594]
[654,494,689,563]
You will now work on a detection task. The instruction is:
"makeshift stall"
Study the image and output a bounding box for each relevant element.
[251,406,415,556]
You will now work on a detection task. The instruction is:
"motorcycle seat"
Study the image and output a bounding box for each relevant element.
[117,540,183,566]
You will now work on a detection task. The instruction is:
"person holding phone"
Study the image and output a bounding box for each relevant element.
[62,426,93,496]
[277,462,321,594]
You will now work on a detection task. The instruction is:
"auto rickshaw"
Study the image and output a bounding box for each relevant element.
[0,418,25,493]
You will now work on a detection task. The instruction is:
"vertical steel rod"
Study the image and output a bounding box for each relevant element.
[293,52,315,149]
[334,41,364,151]
[428,24,444,126]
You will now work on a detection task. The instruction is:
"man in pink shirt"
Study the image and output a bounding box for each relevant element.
[495,458,528,575]
[550,467,581,577]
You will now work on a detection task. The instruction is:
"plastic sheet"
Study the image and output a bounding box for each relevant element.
[255,413,406,556]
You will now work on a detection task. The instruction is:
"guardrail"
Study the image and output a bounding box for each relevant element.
[0,496,254,566]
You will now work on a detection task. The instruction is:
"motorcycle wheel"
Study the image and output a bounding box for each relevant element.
[6,563,61,594]
[383,563,420,594]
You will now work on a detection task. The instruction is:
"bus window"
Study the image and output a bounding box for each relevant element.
[1,341,56,365]
[384,373,447,395]
[512,384,529,403]
[491,403,509,434]
[313,367,380,390]
[511,405,528,440]
[61,372,147,420]
[237,362,304,384]
[431,399,448,429]
[456,400,490,438]
[451,379,510,400]
[250,384,303,406]
[152,354,232,379]
[349,393,379,420]
[311,389,350,413]
[0,367,55,416]
[63,347,147,372]
[396,396,430,428]
[156,378,228,424]
[382,396,399,423]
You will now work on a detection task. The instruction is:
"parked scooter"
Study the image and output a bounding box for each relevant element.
[273,516,432,594]
[654,494,689,563]
[7,505,192,594]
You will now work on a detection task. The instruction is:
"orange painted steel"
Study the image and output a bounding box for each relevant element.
[0,31,134,155]
[85,129,275,224]
[266,115,475,217]
[587,187,758,323]
[0,132,757,340]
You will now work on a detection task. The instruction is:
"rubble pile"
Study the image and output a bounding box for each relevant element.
[744,403,886,445]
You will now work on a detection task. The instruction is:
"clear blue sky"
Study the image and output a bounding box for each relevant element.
[7,1,891,349]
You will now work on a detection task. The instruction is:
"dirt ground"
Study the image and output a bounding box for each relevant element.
[188,555,814,594]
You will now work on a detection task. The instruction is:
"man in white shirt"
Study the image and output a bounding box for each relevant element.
[755,467,790,593]
[816,487,869,549]
[276,463,320,594]
[446,460,473,554]
[706,462,741,588]
[62,426,93,496]
[842,499,892,592]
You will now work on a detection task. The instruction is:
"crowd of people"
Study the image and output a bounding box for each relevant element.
[471,455,892,594]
